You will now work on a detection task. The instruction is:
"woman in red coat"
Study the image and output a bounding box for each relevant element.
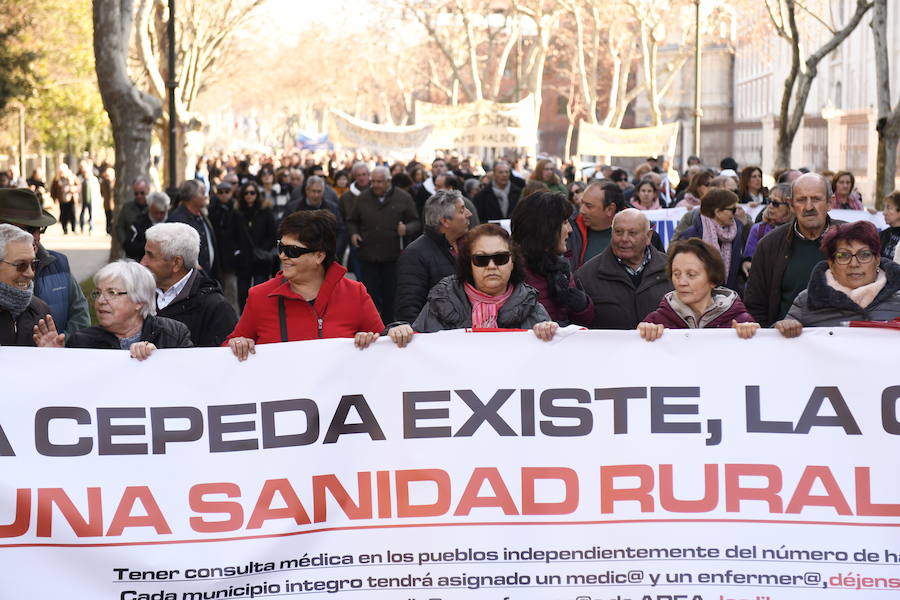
[638,238,758,341]
[225,210,384,360]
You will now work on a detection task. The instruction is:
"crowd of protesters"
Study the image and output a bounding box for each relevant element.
[2,147,900,359]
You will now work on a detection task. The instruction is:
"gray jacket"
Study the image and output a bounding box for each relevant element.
[412,275,550,332]
[575,246,673,329]
[786,258,900,326]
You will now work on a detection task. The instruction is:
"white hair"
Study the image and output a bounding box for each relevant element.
[93,260,157,318]
[0,224,34,261]
[145,223,200,270]
[612,207,650,231]
[147,191,170,212]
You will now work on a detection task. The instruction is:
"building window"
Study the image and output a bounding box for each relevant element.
[557,95,568,116]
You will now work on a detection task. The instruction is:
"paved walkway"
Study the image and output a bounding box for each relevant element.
[41,209,113,284]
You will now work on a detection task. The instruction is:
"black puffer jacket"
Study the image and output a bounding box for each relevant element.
[66,315,193,349]
[411,275,550,332]
[786,258,900,326]
[230,204,276,276]
[0,296,50,346]
[395,227,456,323]
[157,271,238,347]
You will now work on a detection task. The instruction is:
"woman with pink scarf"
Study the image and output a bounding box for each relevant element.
[830,171,863,210]
[676,189,746,292]
[384,224,558,347]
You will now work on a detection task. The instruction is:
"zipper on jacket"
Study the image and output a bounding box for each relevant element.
[310,304,324,338]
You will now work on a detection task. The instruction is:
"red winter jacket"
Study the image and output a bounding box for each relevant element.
[224,262,384,344]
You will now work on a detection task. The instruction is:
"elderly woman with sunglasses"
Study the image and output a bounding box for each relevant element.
[383,224,558,348]
[225,210,384,360]
[33,260,192,359]
[677,188,747,292]
[774,221,900,337]
[0,224,49,346]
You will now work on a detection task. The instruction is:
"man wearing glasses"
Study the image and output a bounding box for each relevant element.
[0,223,51,345]
[115,176,151,254]
[0,188,90,336]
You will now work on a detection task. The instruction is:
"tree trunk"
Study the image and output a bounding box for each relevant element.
[871,0,900,208]
[773,0,872,172]
[93,0,162,259]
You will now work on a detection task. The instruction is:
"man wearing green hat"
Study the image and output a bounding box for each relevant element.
[0,188,90,335]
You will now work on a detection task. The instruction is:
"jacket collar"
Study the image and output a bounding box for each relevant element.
[268,262,348,312]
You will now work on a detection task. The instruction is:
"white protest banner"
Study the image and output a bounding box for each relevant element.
[416,95,537,149]
[327,109,433,154]
[577,121,680,160]
[2,328,900,599]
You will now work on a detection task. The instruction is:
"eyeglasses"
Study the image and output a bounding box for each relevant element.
[17,225,47,235]
[720,206,738,214]
[832,249,875,265]
[217,188,232,194]
[277,241,318,259]
[243,190,258,196]
[0,259,39,273]
[90,289,130,301]
[769,199,789,208]
[471,252,512,267]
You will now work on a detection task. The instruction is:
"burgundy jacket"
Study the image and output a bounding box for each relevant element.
[643,290,755,329]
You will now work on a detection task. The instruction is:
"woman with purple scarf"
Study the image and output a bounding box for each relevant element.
[383,224,558,347]
[677,188,747,292]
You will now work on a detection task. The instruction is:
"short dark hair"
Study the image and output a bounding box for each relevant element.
[720,157,738,171]
[610,168,628,183]
[510,191,573,276]
[666,238,726,286]
[885,190,900,212]
[279,210,337,268]
[700,188,739,218]
[600,182,624,212]
[178,179,204,203]
[391,172,413,190]
[821,220,881,259]
[456,223,524,287]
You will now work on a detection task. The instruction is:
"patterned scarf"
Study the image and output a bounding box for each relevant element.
[700,214,737,281]
[463,281,514,328]
[830,191,863,210]
[0,280,34,318]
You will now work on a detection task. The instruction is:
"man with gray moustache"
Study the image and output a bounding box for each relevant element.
[744,172,842,327]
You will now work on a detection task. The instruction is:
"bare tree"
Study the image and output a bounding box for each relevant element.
[871,0,900,208]
[765,0,873,171]
[133,0,264,185]
[93,0,162,259]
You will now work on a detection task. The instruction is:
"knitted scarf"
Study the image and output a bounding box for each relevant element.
[463,281,514,328]
[700,214,737,281]
[0,280,34,319]
[825,268,886,309]
[830,191,863,210]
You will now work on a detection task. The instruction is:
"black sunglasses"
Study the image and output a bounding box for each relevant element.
[769,199,789,208]
[471,252,512,267]
[243,190,258,196]
[1,258,39,273]
[277,241,317,258]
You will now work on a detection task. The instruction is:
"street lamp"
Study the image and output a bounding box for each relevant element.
[166,0,178,199]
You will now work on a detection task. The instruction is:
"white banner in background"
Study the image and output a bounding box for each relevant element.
[577,121,680,160]
[416,96,538,149]
[328,109,433,154]
[1,328,900,599]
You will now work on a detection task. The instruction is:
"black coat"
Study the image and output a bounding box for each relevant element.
[472,181,523,221]
[230,204,277,276]
[66,315,193,349]
[167,205,219,279]
[122,212,154,261]
[0,296,50,346]
[208,199,236,273]
[157,270,238,347]
[395,227,456,323]
[347,186,421,263]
